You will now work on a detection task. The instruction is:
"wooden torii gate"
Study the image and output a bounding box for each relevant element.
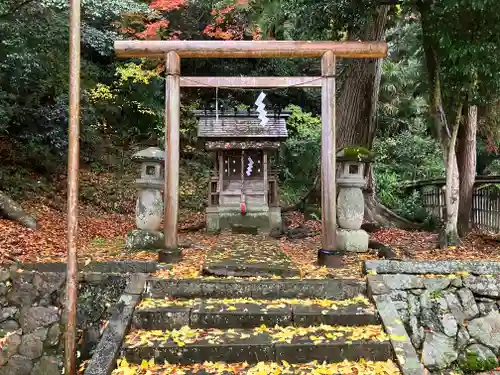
[66,23,386,372]
[113,40,387,258]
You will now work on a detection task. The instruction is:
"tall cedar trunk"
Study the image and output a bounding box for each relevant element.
[419,0,461,245]
[336,5,419,228]
[336,5,389,150]
[457,105,477,236]
[304,5,416,228]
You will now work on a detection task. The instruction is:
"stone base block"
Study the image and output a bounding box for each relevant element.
[206,206,282,234]
[336,229,369,253]
[125,229,163,250]
[158,248,182,263]
[317,249,345,268]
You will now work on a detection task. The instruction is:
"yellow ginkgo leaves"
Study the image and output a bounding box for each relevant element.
[136,295,373,312]
[112,359,401,375]
[125,324,389,349]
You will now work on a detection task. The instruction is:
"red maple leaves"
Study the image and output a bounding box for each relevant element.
[131,0,187,40]
[203,0,260,41]
[119,0,256,42]
[136,19,170,40]
[149,0,187,11]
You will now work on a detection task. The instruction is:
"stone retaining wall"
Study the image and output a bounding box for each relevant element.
[368,261,500,374]
[0,265,130,375]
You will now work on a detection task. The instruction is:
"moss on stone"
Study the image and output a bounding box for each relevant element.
[342,147,374,161]
[460,350,498,372]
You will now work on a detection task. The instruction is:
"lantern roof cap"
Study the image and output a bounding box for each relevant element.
[336,147,374,162]
[132,147,165,162]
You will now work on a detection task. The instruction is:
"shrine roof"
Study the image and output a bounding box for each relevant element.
[196,110,289,139]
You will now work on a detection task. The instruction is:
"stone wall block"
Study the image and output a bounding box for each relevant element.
[423,278,451,292]
[444,291,467,326]
[0,320,19,332]
[420,291,458,337]
[18,328,47,360]
[467,311,500,352]
[421,331,458,370]
[478,301,498,316]
[20,306,59,334]
[457,326,470,351]
[45,324,61,348]
[409,315,424,349]
[30,355,61,375]
[6,281,37,307]
[450,277,463,288]
[0,332,21,366]
[0,307,18,323]
[464,276,500,298]
[457,288,479,320]
[0,354,32,375]
[382,275,424,290]
[33,273,65,298]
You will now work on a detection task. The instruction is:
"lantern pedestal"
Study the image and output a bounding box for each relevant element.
[334,148,374,254]
[125,147,167,252]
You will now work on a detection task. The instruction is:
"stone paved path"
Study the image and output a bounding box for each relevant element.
[202,232,300,277]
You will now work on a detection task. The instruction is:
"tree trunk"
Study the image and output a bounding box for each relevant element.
[442,105,461,246]
[419,0,461,245]
[336,5,389,150]
[0,190,38,229]
[334,5,411,227]
[457,104,477,236]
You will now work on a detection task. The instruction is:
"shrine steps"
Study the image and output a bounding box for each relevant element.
[122,296,391,366]
[113,279,397,373]
[146,277,367,300]
[132,297,380,330]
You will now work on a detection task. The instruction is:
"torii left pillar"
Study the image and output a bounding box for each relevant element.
[163,51,180,255]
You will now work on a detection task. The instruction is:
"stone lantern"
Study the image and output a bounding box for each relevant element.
[125,147,164,250]
[335,148,373,253]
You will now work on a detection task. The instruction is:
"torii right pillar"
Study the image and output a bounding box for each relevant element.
[318,51,342,268]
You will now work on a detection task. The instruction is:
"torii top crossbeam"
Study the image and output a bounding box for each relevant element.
[114,40,387,59]
[112,39,388,268]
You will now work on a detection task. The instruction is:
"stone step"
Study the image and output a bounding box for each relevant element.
[112,359,401,375]
[132,297,379,330]
[147,278,366,299]
[122,324,392,365]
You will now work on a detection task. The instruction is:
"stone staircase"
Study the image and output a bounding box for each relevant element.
[117,278,395,373]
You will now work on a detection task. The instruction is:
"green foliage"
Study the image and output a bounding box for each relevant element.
[373,124,444,221]
[279,105,321,199]
[422,0,500,105]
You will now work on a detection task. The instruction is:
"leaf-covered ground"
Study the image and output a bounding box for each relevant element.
[111,358,401,375]
[1,204,499,279]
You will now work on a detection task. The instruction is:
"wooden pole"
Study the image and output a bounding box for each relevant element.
[218,152,223,204]
[320,51,337,258]
[115,40,388,59]
[164,51,180,250]
[65,0,80,373]
[263,151,268,205]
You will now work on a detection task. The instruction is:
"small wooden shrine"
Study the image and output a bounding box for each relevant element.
[196,108,289,232]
